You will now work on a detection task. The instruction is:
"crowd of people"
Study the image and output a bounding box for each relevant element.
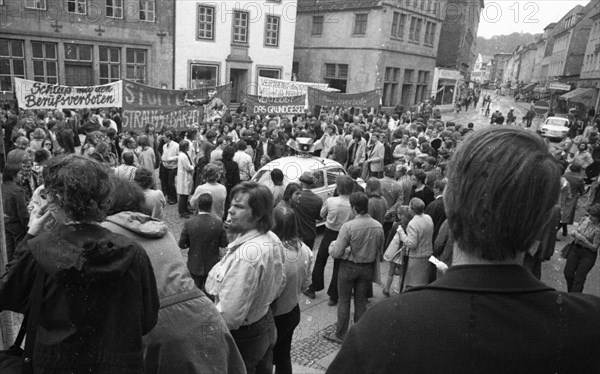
[1,95,600,373]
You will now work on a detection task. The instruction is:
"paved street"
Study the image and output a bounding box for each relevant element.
[161,93,597,374]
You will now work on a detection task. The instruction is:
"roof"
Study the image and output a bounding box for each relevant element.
[297,0,381,12]
[481,55,493,64]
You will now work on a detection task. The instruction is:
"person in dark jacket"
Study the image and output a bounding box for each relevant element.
[0,154,159,374]
[179,192,228,291]
[328,127,600,374]
[291,172,323,249]
[1,163,29,261]
[103,178,245,374]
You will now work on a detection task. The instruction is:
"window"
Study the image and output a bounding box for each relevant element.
[190,63,218,88]
[391,12,406,39]
[312,15,323,36]
[265,15,280,47]
[65,43,92,61]
[126,49,146,84]
[324,63,348,93]
[67,0,86,14]
[424,22,436,46]
[99,46,120,84]
[353,13,368,35]
[232,11,249,43]
[24,0,45,9]
[64,44,93,86]
[258,68,281,79]
[31,42,57,84]
[404,69,414,83]
[326,168,345,186]
[197,5,215,40]
[409,17,422,43]
[0,39,25,91]
[106,0,122,18]
[383,67,400,106]
[415,70,429,103]
[325,64,348,78]
[139,0,155,22]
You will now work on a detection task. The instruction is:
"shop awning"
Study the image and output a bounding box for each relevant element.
[521,83,536,93]
[560,88,597,107]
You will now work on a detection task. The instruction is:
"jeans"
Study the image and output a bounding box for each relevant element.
[335,260,374,339]
[564,244,598,293]
[302,237,315,251]
[310,228,339,292]
[273,305,300,374]
[159,165,177,202]
[230,311,277,374]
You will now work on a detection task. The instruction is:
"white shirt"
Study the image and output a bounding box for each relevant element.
[205,230,286,330]
[233,150,255,181]
[161,141,179,169]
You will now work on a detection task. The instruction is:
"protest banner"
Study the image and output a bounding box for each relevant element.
[121,80,230,132]
[307,87,380,109]
[245,94,306,115]
[257,76,330,97]
[14,77,122,110]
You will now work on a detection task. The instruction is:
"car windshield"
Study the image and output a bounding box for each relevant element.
[546,118,568,127]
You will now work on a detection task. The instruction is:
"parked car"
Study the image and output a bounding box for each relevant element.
[539,116,570,140]
[252,156,350,205]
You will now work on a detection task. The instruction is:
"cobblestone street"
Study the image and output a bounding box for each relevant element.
[159,94,599,373]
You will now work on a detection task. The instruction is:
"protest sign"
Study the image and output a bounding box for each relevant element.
[307,87,380,108]
[121,80,230,131]
[245,94,306,115]
[257,76,330,97]
[14,77,122,110]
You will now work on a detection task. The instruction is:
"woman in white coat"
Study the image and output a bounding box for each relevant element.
[176,139,195,219]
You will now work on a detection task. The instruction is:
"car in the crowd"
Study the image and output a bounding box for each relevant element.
[252,155,349,205]
[539,116,570,140]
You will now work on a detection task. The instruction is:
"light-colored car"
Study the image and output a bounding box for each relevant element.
[252,156,351,206]
[540,117,570,139]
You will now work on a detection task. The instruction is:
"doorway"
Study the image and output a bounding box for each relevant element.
[230,68,248,103]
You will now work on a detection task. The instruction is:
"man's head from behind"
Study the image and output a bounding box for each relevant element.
[445,127,560,262]
[196,192,213,213]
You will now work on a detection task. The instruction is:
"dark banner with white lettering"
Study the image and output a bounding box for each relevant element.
[307,87,380,108]
[245,94,306,115]
[121,80,230,132]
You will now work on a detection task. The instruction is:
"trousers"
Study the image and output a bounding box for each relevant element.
[335,260,374,339]
[230,311,277,374]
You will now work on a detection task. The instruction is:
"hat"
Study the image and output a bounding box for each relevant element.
[299,172,315,185]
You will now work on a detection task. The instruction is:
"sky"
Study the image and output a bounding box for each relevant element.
[477,0,591,38]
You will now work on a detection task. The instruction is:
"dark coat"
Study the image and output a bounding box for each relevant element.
[179,213,228,278]
[328,265,600,374]
[292,189,323,242]
[253,140,276,169]
[424,196,446,242]
[1,180,29,227]
[0,224,159,374]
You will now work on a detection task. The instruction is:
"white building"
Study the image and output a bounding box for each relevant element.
[175,0,297,103]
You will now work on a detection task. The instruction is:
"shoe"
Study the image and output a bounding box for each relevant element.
[180,214,190,219]
[382,289,390,298]
[323,332,343,344]
[168,200,177,205]
[303,288,316,299]
[328,298,337,306]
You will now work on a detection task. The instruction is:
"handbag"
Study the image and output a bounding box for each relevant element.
[560,241,576,259]
[0,269,46,374]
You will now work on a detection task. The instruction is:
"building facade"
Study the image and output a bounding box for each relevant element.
[436,0,484,78]
[293,0,445,109]
[174,0,297,103]
[471,53,491,83]
[0,0,174,91]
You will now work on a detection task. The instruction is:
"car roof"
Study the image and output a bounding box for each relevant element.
[258,156,344,172]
